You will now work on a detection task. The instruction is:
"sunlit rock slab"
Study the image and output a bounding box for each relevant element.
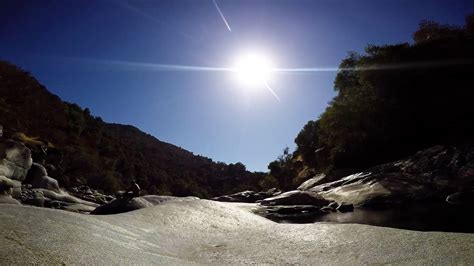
[0,199,473,265]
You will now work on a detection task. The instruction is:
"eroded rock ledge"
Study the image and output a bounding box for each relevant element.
[214,143,474,222]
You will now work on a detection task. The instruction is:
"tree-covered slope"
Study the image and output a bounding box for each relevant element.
[269,15,474,190]
[0,61,265,197]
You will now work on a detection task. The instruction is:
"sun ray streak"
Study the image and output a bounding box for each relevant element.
[274,67,340,72]
[265,83,280,102]
[46,56,474,103]
[54,56,474,73]
[275,59,474,73]
[212,0,232,32]
[58,56,232,72]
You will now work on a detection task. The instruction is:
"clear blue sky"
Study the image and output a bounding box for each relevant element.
[1,0,473,171]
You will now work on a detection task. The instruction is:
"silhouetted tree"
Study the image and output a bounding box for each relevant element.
[273,14,474,185]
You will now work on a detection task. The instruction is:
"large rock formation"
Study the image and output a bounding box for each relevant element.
[211,188,282,203]
[297,174,328,191]
[0,139,32,182]
[24,163,60,193]
[252,144,474,223]
[0,137,174,214]
[301,144,474,207]
[91,195,199,215]
[0,138,100,212]
[0,139,32,205]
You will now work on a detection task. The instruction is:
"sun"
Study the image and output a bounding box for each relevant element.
[233,52,274,87]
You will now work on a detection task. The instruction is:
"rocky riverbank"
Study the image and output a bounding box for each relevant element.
[214,143,474,230]
[0,137,109,213]
[1,134,473,263]
[2,132,474,227]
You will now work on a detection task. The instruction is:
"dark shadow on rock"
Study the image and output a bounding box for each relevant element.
[24,163,60,193]
[211,188,282,203]
[91,195,199,215]
[260,190,330,207]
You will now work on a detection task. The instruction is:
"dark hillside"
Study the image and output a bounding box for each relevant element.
[0,61,265,197]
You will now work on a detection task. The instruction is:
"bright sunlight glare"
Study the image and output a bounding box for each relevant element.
[233,52,274,87]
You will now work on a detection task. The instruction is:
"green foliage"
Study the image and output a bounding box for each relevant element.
[274,14,474,185]
[267,147,301,190]
[295,120,320,166]
[88,171,123,194]
[65,103,86,136]
[413,20,463,43]
[258,175,279,190]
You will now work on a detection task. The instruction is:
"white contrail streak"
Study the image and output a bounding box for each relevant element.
[265,83,281,102]
[212,0,232,32]
[117,1,196,41]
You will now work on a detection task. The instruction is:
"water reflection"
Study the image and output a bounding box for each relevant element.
[267,202,474,233]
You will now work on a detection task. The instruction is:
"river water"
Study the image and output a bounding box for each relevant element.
[265,202,474,233]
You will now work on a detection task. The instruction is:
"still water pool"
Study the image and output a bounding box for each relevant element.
[263,203,474,233]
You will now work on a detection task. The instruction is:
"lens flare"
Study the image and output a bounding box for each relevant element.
[233,53,274,87]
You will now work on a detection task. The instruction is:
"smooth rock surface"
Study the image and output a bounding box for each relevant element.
[308,145,474,207]
[297,169,359,191]
[0,175,18,189]
[24,163,60,193]
[0,195,21,205]
[0,175,21,198]
[0,200,473,264]
[37,189,99,207]
[297,173,328,190]
[0,139,32,181]
[91,195,198,214]
[62,203,97,213]
[212,188,281,203]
